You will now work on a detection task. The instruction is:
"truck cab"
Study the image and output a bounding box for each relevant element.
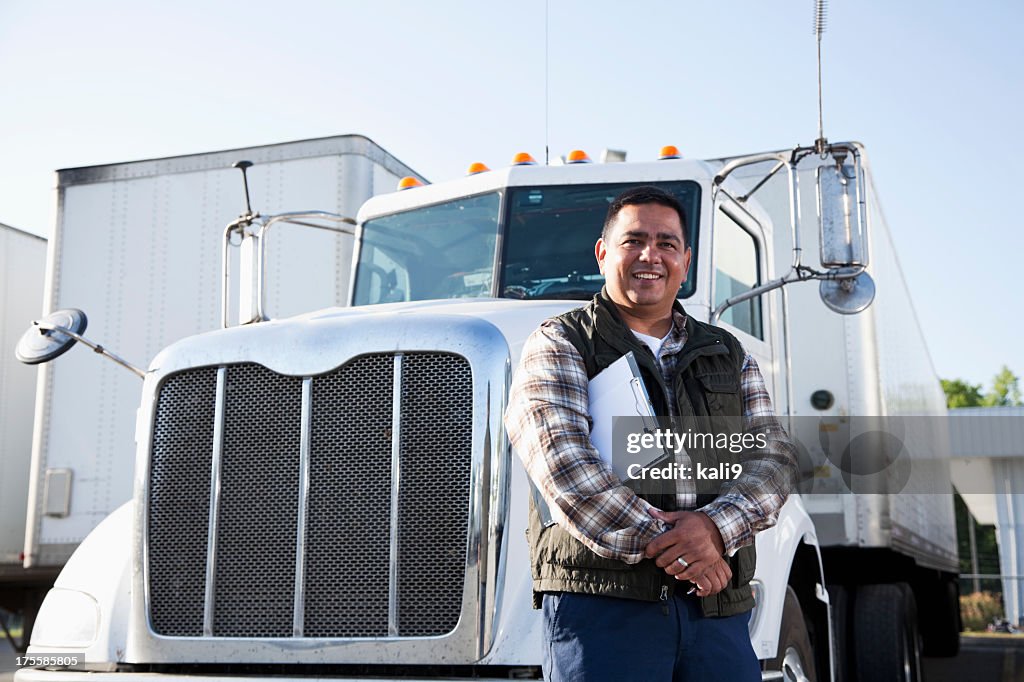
[353,158,777,393]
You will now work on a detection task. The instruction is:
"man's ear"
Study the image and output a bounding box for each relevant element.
[681,245,692,282]
[595,238,607,274]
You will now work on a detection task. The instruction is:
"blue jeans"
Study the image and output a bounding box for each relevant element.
[542,591,760,682]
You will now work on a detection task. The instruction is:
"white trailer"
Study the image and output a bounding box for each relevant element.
[0,222,48,641]
[15,140,958,682]
[10,135,422,644]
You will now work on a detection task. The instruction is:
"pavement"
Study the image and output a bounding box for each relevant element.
[3,632,1024,681]
[923,635,1024,682]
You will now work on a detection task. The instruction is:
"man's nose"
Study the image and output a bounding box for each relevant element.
[639,242,661,262]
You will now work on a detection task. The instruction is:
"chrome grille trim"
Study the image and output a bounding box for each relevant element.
[292,376,313,637]
[388,353,403,638]
[477,382,492,653]
[202,367,227,637]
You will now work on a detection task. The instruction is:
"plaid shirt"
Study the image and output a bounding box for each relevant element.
[505,307,796,564]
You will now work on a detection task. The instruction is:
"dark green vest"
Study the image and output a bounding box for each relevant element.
[526,290,756,617]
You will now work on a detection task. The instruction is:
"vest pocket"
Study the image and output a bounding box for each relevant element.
[695,371,739,394]
[695,372,741,414]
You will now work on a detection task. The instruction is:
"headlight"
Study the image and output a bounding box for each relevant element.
[30,588,99,648]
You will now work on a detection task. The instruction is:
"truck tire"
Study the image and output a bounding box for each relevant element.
[853,583,922,682]
[767,586,817,682]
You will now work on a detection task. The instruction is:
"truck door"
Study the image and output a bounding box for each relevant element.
[709,199,777,403]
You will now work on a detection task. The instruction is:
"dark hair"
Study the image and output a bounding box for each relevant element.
[602,185,688,244]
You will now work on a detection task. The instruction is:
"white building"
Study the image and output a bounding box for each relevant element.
[950,406,1024,623]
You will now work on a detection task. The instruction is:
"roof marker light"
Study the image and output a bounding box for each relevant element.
[467,162,491,175]
[397,176,424,190]
[511,152,537,166]
[659,145,682,160]
[566,149,592,164]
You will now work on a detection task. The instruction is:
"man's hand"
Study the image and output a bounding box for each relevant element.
[687,556,733,597]
[646,510,731,595]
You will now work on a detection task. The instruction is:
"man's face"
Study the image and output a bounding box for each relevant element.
[595,203,691,318]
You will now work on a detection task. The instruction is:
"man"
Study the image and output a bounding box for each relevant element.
[504,186,797,681]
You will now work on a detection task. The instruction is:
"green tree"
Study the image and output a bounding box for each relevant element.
[942,366,1023,408]
[941,378,984,408]
[984,366,1023,407]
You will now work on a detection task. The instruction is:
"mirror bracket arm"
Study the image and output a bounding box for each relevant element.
[710,263,867,324]
[711,270,800,324]
[32,321,145,379]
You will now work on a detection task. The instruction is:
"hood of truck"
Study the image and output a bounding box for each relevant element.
[149,298,582,378]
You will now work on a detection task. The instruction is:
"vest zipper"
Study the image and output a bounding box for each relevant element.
[659,585,669,601]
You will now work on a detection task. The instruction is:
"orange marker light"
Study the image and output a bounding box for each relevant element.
[467,162,491,175]
[397,176,424,190]
[659,145,682,160]
[511,152,537,166]
[566,149,592,164]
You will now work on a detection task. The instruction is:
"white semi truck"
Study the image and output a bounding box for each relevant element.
[14,139,959,682]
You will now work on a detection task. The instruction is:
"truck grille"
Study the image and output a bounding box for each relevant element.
[147,353,474,639]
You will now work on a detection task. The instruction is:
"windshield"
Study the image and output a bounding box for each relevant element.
[352,192,500,305]
[501,181,700,300]
[351,181,700,306]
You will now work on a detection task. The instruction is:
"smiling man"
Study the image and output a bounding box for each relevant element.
[505,186,797,681]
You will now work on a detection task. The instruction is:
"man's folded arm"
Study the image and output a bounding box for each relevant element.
[698,353,799,555]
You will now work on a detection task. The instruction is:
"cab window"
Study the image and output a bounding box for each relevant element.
[353,193,500,305]
[713,207,762,339]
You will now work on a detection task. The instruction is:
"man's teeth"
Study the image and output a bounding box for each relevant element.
[634,273,661,280]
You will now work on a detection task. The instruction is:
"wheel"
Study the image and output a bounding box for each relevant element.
[853,583,922,682]
[767,586,817,682]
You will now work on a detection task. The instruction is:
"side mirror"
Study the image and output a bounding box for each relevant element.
[816,147,875,314]
[819,269,876,315]
[816,155,868,269]
[16,309,88,364]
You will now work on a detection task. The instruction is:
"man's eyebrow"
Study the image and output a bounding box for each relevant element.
[622,230,682,243]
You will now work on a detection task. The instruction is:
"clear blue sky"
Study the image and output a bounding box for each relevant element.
[1,1,1021,388]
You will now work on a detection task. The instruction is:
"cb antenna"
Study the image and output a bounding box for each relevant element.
[233,160,256,218]
[813,0,828,154]
[544,0,550,165]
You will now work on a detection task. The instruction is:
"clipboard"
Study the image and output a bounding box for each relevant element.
[587,352,663,479]
[531,351,665,527]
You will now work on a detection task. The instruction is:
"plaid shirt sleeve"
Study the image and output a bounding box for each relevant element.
[698,353,798,555]
[504,320,667,564]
